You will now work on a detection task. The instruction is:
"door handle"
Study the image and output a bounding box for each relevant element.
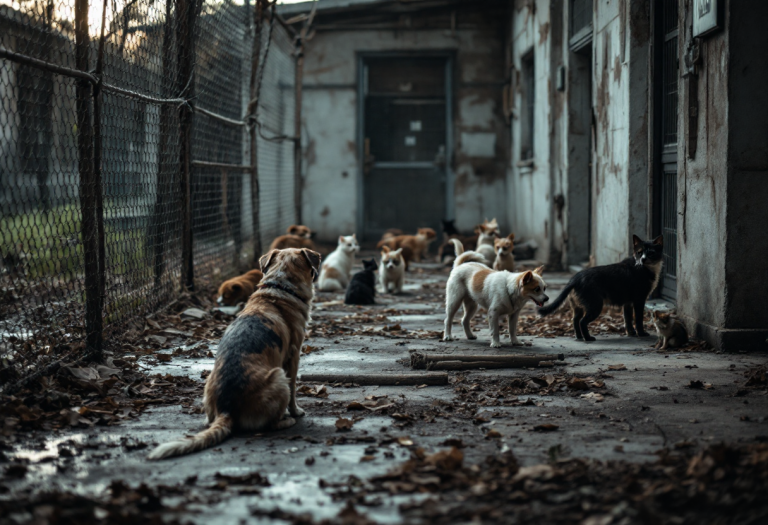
[434,145,446,169]
[363,138,374,175]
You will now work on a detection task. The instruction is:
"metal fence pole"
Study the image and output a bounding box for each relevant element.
[178,0,199,290]
[293,37,304,225]
[151,0,177,289]
[74,0,103,358]
[94,0,108,313]
[249,0,264,262]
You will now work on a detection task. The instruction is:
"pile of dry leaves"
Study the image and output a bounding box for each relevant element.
[453,373,608,410]
[517,307,644,338]
[1,359,203,446]
[0,479,189,525]
[334,442,768,524]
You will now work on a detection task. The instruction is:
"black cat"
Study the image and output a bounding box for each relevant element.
[538,235,664,341]
[344,259,378,305]
[441,219,460,237]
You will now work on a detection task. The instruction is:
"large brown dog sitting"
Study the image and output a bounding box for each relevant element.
[269,225,317,251]
[217,269,264,306]
[148,248,321,460]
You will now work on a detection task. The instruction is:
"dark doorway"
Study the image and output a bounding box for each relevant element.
[654,0,679,301]
[359,56,450,240]
[566,0,593,265]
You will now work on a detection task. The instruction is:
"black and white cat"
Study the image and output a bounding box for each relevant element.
[538,235,664,341]
[344,259,378,305]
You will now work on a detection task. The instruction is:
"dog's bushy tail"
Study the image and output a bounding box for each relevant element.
[147,413,233,461]
[451,239,486,267]
[538,282,575,316]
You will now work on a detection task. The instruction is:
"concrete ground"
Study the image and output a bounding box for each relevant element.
[3,258,768,524]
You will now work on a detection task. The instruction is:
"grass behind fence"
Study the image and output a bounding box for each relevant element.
[1,203,151,282]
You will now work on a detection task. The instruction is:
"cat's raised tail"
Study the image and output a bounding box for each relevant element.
[538,282,575,316]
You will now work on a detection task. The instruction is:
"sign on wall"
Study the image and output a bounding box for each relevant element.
[693,0,721,37]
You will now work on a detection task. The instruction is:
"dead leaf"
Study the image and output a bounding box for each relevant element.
[580,392,605,402]
[424,447,463,471]
[180,308,207,320]
[63,366,100,381]
[567,378,589,391]
[335,417,354,431]
[533,424,559,432]
[608,364,627,371]
[298,384,328,398]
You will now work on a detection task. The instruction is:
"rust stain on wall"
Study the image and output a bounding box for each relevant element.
[629,0,650,45]
[346,140,357,158]
[304,138,317,166]
[538,21,550,45]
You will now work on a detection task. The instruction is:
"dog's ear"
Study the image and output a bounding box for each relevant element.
[287,225,299,235]
[652,235,663,246]
[533,265,544,276]
[522,271,533,285]
[381,245,390,254]
[508,233,515,242]
[259,250,279,273]
[632,234,642,247]
[301,249,322,279]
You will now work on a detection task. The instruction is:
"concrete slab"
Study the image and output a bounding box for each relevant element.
[4,265,767,523]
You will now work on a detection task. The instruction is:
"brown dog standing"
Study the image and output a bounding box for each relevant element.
[376,227,437,266]
[148,248,321,460]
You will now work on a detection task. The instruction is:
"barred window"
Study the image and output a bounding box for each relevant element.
[521,52,535,161]
[570,0,593,52]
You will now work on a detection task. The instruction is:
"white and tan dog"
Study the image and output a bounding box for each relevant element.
[317,234,359,291]
[443,239,548,348]
[475,218,500,267]
[379,246,405,294]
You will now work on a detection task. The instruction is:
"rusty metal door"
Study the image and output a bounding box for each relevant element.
[359,56,450,240]
[654,0,679,301]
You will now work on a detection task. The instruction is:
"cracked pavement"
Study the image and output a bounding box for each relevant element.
[3,257,767,524]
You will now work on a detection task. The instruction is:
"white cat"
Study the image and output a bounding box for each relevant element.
[378,246,405,294]
[317,234,359,291]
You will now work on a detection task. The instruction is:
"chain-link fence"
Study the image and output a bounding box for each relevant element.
[0,0,302,392]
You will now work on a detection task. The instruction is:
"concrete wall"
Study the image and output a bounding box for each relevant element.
[676,0,729,340]
[509,0,651,268]
[677,0,768,350]
[508,0,556,264]
[300,14,509,241]
[725,0,768,338]
[591,0,651,265]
